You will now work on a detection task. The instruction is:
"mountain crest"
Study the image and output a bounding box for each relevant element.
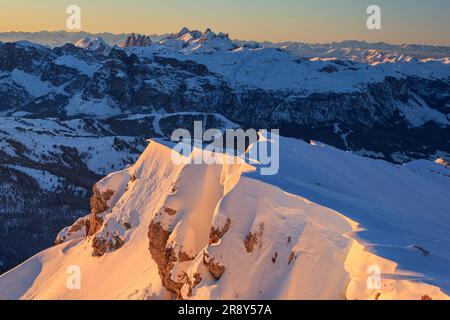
[75,36,110,53]
[120,33,152,48]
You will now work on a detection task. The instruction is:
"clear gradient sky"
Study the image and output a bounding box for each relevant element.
[1,0,449,45]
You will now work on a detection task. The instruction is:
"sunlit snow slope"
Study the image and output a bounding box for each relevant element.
[0,134,449,300]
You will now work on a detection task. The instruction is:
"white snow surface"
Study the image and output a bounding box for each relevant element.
[0,134,449,300]
[8,69,55,97]
[0,117,140,175]
[54,55,100,76]
[65,94,121,118]
[132,46,450,96]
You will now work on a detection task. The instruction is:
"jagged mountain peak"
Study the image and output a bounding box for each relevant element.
[155,27,237,53]
[177,27,191,37]
[119,33,152,48]
[75,36,110,53]
[179,28,237,52]
[359,49,419,65]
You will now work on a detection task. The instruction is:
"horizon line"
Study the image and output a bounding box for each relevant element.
[1,29,450,48]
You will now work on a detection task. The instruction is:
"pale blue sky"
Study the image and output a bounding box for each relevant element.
[1,0,449,44]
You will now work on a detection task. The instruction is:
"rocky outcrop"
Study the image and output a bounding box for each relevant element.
[146,160,236,299]
[54,179,128,256]
[92,233,124,257]
[209,218,231,244]
[120,33,152,48]
[148,221,184,298]
[203,252,225,280]
[244,223,264,253]
[55,217,89,245]
[86,186,121,256]
[148,219,228,298]
[87,187,114,237]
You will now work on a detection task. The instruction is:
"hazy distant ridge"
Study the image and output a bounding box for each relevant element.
[2,30,450,60]
[0,31,166,47]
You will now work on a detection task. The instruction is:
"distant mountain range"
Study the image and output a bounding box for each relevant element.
[0,31,167,48]
[2,29,450,60]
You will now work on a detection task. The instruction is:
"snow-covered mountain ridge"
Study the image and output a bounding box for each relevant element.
[2,29,450,61]
[122,28,450,92]
[1,134,449,300]
[0,113,230,273]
